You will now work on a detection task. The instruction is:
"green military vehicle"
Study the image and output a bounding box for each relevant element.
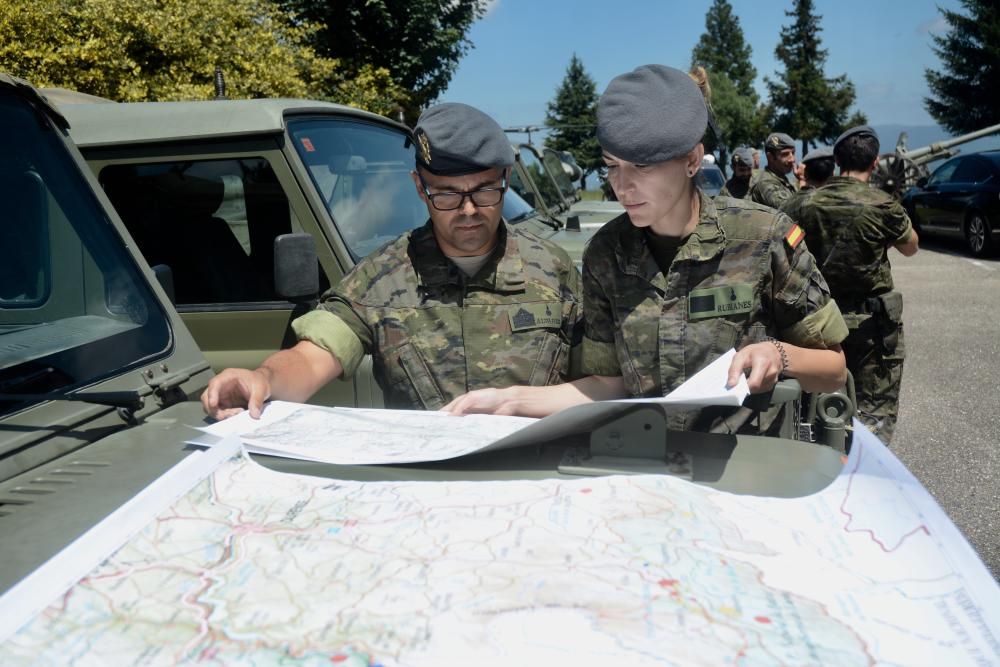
[55,97,597,408]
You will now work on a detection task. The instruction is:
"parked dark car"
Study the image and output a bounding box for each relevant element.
[901,151,1000,257]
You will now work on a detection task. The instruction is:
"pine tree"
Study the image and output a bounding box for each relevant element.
[691,0,757,101]
[544,54,601,189]
[690,1,766,173]
[924,0,1000,133]
[764,0,864,152]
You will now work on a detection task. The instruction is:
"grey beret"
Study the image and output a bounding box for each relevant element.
[834,125,879,151]
[802,146,834,163]
[731,147,753,166]
[765,132,795,151]
[413,102,514,175]
[597,64,707,164]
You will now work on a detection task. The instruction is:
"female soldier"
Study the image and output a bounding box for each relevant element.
[445,64,847,432]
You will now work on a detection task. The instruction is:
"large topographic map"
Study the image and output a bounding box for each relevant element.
[1,426,998,666]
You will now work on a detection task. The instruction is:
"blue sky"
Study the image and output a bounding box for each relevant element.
[441,0,973,138]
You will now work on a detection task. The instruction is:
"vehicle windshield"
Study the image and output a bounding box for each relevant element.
[501,183,537,223]
[542,148,579,201]
[0,91,172,415]
[289,118,427,261]
[517,146,565,211]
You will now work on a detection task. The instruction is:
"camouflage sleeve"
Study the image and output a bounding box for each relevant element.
[291,292,374,378]
[719,184,731,198]
[580,239,622,377]
[881,198,914,244]
[769,216,849,348]
[563,262,586,380]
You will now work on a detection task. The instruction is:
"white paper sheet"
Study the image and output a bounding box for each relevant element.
[192,348,750,465]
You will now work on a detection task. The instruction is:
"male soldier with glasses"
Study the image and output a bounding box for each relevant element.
[203,102,582,418]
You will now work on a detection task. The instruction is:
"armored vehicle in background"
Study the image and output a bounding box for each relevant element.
[871,123,1000,200]
[514,143,623,229]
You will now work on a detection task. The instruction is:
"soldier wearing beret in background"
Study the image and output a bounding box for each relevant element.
[750,132,798,209]
[780,126,919,444]
[446,65,848,436]
[203,102,583,419]
[781,147,836,216]
[719,146,754,199]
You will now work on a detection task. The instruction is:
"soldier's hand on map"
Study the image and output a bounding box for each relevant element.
[727,342,783,393]
[441,387,518,416]
[202,368,273,421]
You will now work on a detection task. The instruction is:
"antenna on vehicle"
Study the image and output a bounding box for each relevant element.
[214,66,227,100]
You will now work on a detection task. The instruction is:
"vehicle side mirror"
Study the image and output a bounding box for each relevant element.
[151,264,176,305]
[521,191,536,208]
[916,176,928,188]
[274,233,319,300]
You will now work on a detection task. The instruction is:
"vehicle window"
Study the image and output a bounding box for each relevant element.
[951,157,992,184]
[100,159,327,308]
[289,118,425,262]
[927,158,961,186]
[696,166,725,195]
[0,91,170,414]
[509,166,535,204]
[518,147,563,209]
[542,148,578,200]
[501,185,536,223]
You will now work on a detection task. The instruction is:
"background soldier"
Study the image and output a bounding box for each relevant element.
[719,146,753,199]
[203,102,583,419]
[796,146,835,190]
[781,147,836,216]
[782,126,919,443]
[749,132,797,208]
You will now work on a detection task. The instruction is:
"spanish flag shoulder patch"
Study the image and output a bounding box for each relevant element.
[784,224,804,249]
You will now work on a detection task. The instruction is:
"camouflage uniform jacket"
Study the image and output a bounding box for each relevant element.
[294,220,583,410]
[582,192,847,431]
[749,167,796,209]
[780,176,913,308]
[719,177,750,199]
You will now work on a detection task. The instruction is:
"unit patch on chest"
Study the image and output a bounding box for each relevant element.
[509,303,562,331]
[687,284,755,321]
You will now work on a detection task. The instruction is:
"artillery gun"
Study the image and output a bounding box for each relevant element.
[871,122,1000,199]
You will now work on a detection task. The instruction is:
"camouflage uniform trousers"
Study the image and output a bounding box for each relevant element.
[842,315,905,444]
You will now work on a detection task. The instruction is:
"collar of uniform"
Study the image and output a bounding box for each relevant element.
[466,221,525,291]
[764,166,795,189]
[615,191,725,278]
[411,219,523,291]
[410,220,460,289]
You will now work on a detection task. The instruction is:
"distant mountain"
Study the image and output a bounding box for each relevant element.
[871,124,1000,162]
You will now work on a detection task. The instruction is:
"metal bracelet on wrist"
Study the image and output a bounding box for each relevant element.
[765,336,789,374]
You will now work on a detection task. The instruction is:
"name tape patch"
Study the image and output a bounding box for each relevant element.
[509,303,562,331]
[688,284,755,321]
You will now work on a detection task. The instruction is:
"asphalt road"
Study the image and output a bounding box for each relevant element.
[889,235,1000,580]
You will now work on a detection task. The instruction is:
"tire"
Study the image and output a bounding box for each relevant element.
[964,211,994,258]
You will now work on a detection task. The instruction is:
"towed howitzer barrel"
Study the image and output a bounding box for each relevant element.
[902,122,1000,165]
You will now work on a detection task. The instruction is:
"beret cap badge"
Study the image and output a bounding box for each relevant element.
[417,131,432,165]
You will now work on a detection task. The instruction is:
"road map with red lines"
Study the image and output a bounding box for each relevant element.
[1,425,998,666]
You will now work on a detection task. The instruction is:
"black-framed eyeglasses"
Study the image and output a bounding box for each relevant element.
[419,175,507,211]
